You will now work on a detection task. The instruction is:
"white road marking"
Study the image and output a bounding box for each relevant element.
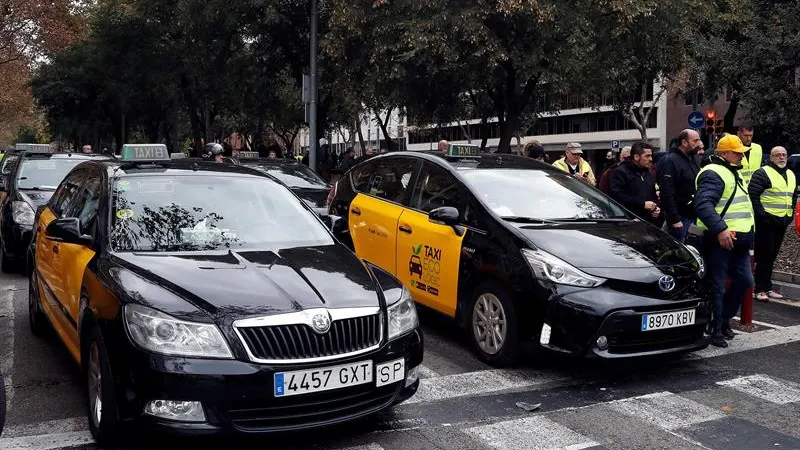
[2,416,89,438]
[0,286,19,407]
[0,431,94,450]
[465,416,599,450]
[416,364,439,379]
[403,369,564,405]
[606,391,725,430]
[340,444,385,450]
[717,374,800,404]
[732,316,785,329]
[691,324,800,359]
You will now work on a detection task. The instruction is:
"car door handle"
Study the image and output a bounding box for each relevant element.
[399,224,412,234]
[52,245,59,254]
[351,207,361,216]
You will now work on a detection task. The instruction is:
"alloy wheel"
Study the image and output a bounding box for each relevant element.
[472,293,507,355]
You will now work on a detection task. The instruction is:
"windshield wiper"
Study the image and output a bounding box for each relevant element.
[500,216,561,225]
[547,217,629,222]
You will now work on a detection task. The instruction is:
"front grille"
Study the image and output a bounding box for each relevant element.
[607,326,705,354]
[605,274,697,300]
[225,384,398,432]
[237,314,382,361]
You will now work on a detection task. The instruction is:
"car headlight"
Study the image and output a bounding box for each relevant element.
[123,304,233,358]
[522,248,606,288]
[684,244,706,278]
[12,201,35,226]
[387,287,418,340]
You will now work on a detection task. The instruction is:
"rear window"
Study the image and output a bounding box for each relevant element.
[17,157,85,190]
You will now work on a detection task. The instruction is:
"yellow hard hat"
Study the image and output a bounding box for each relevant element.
[716,134,747,153]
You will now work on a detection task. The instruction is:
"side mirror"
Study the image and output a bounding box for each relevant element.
[319,213,346,235]
[0,177,6,192]
[428,206,460,226]
[45,218,94,246]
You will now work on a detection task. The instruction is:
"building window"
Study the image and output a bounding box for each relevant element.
[684,89,704,106]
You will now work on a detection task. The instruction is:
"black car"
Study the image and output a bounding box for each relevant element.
[28,144,423,444]
[0,150,111,271]
[328,147,710,366]
[236,157,332,214]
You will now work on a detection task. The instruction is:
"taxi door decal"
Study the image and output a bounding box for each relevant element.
[349,193,404,275]
[395,209,465,317]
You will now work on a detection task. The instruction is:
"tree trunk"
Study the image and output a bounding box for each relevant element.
[376,107,395,151]
[356,118,366,156]
[724,93,739,133]
[479,117,488,151]
[496,115,515,153]
[458,119,472,143]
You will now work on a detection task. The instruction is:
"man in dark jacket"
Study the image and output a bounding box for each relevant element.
[657,129,703,242]
[599,146,630,194]
[748,146,798,301]
[610,142,662,226]
[338,147,358,171]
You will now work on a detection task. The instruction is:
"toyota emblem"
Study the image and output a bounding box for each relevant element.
[658,275,676,292]
[311,312,332,334]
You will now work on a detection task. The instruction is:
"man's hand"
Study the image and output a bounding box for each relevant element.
[651,207,661,218]
[718,230,736,250]
[671,221,684,229]
[644,201,657,211]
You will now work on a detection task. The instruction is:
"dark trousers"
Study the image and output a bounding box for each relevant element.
[706,240,754,334]
[754,216,789,293]
[668,217,695,243]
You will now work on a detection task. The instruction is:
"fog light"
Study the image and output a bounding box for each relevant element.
[405,366,419,387]
[539,323,552,345]
[144,400,206,422]
[596,335,608,350]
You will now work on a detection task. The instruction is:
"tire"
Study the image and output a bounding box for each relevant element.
[86,326,121,446]
[28,275,47,336]
[467,281,521,367]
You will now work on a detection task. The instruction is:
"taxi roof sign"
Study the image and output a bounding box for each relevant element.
[121,144,169,162]
[447,143,480,157]
[15,143,53,153]
[237,151,259,159]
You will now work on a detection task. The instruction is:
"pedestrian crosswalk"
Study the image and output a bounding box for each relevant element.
[3,368,800,450]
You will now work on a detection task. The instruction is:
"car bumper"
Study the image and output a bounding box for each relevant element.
[539,287,711,358]
[115,328,423,435]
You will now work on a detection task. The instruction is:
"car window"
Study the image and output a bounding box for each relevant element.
[50,170,86,218]
[109,175,334,252]
[459,168,630,220]
[67,176,103,235]
[363,157,417,204]
[244,162,328,189]
[350,160,377,193]
[16,157,85,190]
[410,162,464,213]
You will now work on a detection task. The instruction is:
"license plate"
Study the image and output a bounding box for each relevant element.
[641,309,696,331]
[376,358,405,387]
[274,360,372,397]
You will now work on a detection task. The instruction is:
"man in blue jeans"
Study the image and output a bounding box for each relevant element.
[694,135,755,348]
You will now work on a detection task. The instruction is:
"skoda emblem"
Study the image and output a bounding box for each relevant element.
[310,312,332,334]
[658,275,676,292]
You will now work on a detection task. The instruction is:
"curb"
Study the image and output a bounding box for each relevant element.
[772,280,800,305]
[774,271,800,284]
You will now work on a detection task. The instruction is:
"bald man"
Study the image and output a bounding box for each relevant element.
[438,140,449,153]
[748,146,798,301]
[657,129,703,242]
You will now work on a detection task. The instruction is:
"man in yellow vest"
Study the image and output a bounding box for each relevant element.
[694,134,755,348]
[748,146,798,302]
[553,142,596,185]
[737,125,763,186]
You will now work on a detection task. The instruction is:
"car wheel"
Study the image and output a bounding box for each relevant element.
[28,275,47,336]
[468,281,520,367]
[86,326,120,445]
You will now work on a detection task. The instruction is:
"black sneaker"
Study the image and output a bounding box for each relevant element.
[711,335,729,348]
[722,327,736,340]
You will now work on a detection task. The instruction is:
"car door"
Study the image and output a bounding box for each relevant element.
[34,169,87,350]
[51,172,102,346]
[348,157,419,275]
[396,162,468,317]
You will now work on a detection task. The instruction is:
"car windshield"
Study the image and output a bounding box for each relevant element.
[243,162,327,189]
[109,175,333,252]
[459,168,630,221]
[17,157,84,190]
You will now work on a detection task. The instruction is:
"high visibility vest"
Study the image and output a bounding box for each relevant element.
[739,143,763,186]
[552,157,596,185]
[760,166,797,218]
[695,164,755,233]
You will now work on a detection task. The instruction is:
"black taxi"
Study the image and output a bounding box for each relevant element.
[0,149,111,271]
[328,144,710,366]
[27,144,422,444]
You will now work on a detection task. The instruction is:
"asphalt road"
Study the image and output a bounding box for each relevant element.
[3,270,800,450]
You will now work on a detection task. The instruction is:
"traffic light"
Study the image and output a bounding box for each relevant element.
[714,119,724,134]
[705,118,715,136]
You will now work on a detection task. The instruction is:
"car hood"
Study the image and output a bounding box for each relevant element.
[110,244,382,325]
[512,220,697,280]
[20,190,55,209]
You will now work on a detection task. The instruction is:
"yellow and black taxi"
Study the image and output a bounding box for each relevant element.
[0,148,111,271]
[234,152,332,215]
[27,144,422,444]
[328,144,710,366]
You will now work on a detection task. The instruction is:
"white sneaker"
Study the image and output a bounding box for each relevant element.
[755,292,769,302]
[767,291,784,300]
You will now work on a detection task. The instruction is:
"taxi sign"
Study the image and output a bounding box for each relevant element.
[447,143,480,157]
[238,151,259,159]
[170,152,186,159]
[121,144,169,162]
[15,143,53,153]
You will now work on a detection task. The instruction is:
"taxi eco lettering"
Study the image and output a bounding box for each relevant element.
[409,244,442,296]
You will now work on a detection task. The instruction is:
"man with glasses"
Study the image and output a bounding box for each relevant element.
[748,146,798,302]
